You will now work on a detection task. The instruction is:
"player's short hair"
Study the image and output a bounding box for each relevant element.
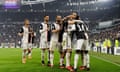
[24,18,30,25]
[56,15,62,18]
[71,11,78,15]
[76,16,80,20]
[44,15,49,18]
[24,18,29,21]
[71,12,81,20]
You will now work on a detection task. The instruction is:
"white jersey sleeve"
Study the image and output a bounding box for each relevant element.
[74,20,84,23]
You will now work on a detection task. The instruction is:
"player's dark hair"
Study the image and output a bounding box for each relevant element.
[71,11,78,15]
[56,15,62,18]
[75,16,80,20]
[44,15,49,18]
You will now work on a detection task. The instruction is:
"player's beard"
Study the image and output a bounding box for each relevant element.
[57,20,61,24]
[45,20,49,23]
[25,24,29,28]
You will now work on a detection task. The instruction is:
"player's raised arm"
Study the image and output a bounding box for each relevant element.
[67,15,76,25]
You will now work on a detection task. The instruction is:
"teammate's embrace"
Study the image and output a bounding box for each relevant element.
[18,19,32,64]
[62,15,76,72]
[39,16,50,66]
[73,19,90,72]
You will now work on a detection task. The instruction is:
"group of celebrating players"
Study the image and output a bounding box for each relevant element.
[18,12,90,72]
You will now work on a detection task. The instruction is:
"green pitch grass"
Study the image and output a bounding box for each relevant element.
[0,48,120,72]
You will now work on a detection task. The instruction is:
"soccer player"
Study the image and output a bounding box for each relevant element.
[39,16,50,65]
[18,19,31,64]
[72,12,80,20]
[71,12,80,44]
[71,12,87,70]
[27,28,36,59]
[73,19,90,72]
[49,15,61,67]
[57,16,65,68]
[62,15,76,72]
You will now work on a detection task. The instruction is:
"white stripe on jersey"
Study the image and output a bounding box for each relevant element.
[76,23,83,31]
[76,20,88,32]
[22,26,29,43]
[51,23,60,41]
[75,20,89,39]
[74,20,84,23]
[39,22,48,41]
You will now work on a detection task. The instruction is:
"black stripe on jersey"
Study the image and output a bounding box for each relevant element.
[28,32,35,43]
[19,27,24,33]
[47,24,51,42]
[76,23,84,32]
[75,22,88,39]
[58,24,63,43]
[40,24,43,30]
[62,21,68,32]
[51,24,56,30]
[84,24,88,32]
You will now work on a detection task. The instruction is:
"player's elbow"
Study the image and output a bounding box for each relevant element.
[18,33,22,36]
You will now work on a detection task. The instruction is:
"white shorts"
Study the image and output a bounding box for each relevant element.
[50,40,59,51]
[40,40,49,49]
[22,42,28,50]
[28,43,33,49]
[47,42,50,48]
[75,39,89,51]
[62,32,72,50]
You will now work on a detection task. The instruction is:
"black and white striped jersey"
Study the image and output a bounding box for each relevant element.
[28,32,35,43]
[19,26,29,43]
[51,23,60,41]
[75,20,89,40]
[39,22,48,41]
[47,23,51,42]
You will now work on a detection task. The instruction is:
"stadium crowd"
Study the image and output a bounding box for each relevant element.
[90,24,120,54]
[91,25,120,41]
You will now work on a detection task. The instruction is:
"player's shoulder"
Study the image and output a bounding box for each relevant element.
[22,26,24,28]
[39,22,44,27]
[40,22,44,25]
[21,26,25,30]
[53,22,56,25]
